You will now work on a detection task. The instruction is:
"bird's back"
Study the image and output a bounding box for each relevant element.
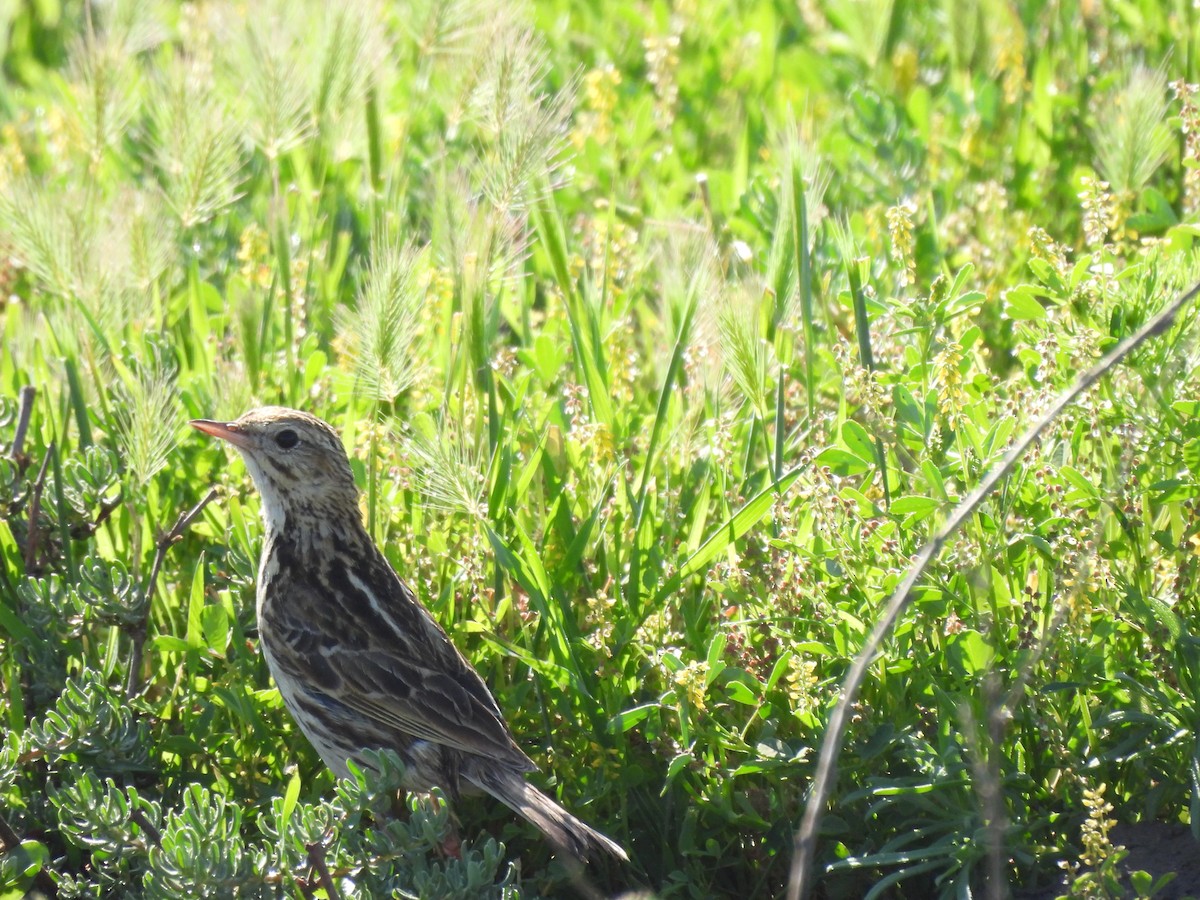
[256,526,536,786]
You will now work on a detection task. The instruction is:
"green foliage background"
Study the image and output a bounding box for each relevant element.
[3,0,1200,897]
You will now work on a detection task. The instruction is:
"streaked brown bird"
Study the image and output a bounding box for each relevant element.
[191,406,626,862]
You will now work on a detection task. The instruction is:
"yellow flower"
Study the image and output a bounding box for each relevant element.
[236,223,273,289]
[1079,782,1121,867]
[887,199,918,287]
[572,64,622,148]
[931,341,967,426]
[673,660,709,710]
[785,655,819,715]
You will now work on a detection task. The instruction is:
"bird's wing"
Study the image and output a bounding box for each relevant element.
[261,546,536,773]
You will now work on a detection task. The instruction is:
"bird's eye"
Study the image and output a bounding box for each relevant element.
[275,429,300,450]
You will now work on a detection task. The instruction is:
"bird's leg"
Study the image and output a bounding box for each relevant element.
[388,787,411,821]
[427,793,462,859]
[439,824,463,859]
[434,748,463,857]
[386,787,461,858]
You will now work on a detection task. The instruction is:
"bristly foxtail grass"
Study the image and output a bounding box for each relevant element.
[656,226,733,454]
[335,232,429,404]
[402,413,490,522]
[657,226,722,382]
[659,226,722,341]
[112,352,182,490]
[404,0,490,95]
[1092,63,1173,203]
[88,0,170,53]
[221,4,313,162]
[424,8,556,391]
[0,177,141,338]
[217,0,387,166]
[767,117,829,329]
[148,58,243,229]
[311,1,391,161]
[206,356,255,427]
[117,187,177,295]
[833,0,894,69]
[717,281,772,421]
[314,2,385,120]
[61,0,167,168]
[432,170,531,298]
[468,20,577,213]
[430,168,530,396]
[0,176,93,303]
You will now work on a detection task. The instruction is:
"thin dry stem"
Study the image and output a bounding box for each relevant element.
[23,443,54,571]
[305,840,345,900]
[125,487,220,698]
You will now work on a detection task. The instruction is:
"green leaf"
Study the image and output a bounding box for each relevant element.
[841,420,875,465]
[726,680,760,705]
[201,604,230,657]
[302,350,328,393]
[663,751,693,791]
[666,466,803,592]
[764,650,794,692]
[530,333,567,384]
[1172,400,1200,418]
[1028,258,1067,296]
[280,769,301,826]
[1167,223,1200,250]
[920,459,948,499]
[185,554,206,653]
[948,630,992,675]
[889,495,941,518]
[1185,438,1200,478]
[705,632,727,682]
[814,447,871,476]
[1127,592,1184,643]
[0,560,36,644]
[1060,466,1100,500]
[1003,285,1048,320]
[980,415,1015,457]
[1150,479,1200,502]
[149,634,190,654]
[1127,186,1177,233]
[608,703,657,733]
[0,839,48,885]
[1018,532,1055,558]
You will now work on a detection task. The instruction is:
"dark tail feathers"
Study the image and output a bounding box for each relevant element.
[472,769,628,863]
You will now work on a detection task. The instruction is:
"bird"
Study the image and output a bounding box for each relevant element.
[190,406,627,862]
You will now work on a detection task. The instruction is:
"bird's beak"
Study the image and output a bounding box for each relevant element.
[190,419,253,450]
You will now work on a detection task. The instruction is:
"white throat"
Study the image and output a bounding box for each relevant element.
[239,451,289,538]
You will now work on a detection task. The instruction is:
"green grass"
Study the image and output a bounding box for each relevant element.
[3,0,1200,897]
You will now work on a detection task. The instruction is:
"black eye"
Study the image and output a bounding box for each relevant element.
[275,429,299,450]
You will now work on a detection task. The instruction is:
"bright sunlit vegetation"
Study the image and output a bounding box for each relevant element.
[3,1,1200,897]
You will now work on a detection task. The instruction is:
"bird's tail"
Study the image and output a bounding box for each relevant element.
[470,768,628,863]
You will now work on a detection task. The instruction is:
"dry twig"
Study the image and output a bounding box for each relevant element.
[125,487,219,698]
[23,443,53,572]
[305,840,346,900]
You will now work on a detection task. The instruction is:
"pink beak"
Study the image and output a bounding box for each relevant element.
[190,419,253,450]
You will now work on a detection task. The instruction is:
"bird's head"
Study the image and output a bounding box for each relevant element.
[191,407,360,536]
